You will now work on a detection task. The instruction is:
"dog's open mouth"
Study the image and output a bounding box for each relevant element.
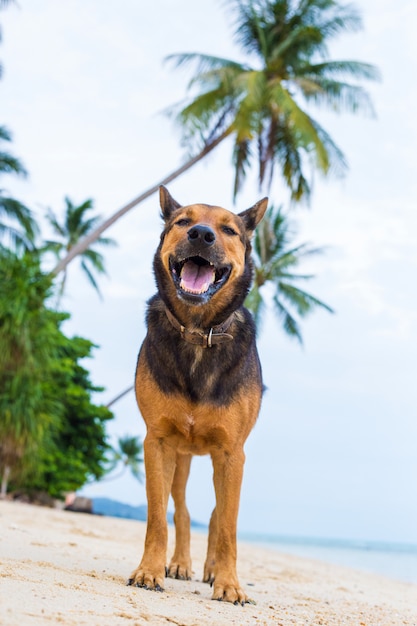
[170,256,231,299]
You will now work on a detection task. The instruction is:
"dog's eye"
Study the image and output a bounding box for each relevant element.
[222,225,237,236]
[175,218,191,227]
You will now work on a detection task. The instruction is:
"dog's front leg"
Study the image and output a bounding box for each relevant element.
[167,452,192,580]
[128,434,176,591]
[210,447,250,605]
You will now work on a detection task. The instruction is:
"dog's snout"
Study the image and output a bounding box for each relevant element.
[187,224,216,247]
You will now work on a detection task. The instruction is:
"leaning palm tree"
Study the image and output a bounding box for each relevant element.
[245,203,333,343]
[0,126,37,250]
[43,196,117,303]
[52,0,379,276]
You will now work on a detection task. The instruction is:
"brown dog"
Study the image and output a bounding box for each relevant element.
[128,186,267,605]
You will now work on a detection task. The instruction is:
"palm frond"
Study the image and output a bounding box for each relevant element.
[0,126,12,141]
[272,294,304,344]
[233,139,253,199]
[41,240,64,258]
[295,75,377,116]
[80,259,103,299]
[170,87,236,151]
[271,241,327,265]
[165,52,247,76]
[244,284,266,330]
[81,248,107,274]
[0,222,32,251]
[310,118,348,177]
[94,235,117,248]
[45,196,114,301]
[0,196,38,244]
[269,80,331,171]
[278,281,335,316]
[271,122,312,200]
[297,59,381,82]
[0,152,28,177]
[0,126,28,178]
[249,200,333,342]
[308,3,364,40]
[45,207,66,238]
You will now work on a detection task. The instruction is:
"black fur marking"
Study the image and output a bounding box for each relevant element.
[138,298,262,406]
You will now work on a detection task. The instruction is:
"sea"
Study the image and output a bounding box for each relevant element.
[239,533,417,585]
[91,498,417,586]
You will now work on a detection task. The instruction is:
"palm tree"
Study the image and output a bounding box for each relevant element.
[0,126,37,250]
[166,0,379,201]
[245,203,333,342]
[52,0,379,276]
[103,436,144,483]
[43,196,117,303]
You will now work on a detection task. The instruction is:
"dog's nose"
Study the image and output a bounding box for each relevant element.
[187,224,216,247]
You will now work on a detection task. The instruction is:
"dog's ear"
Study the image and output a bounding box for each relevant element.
[238,197,268,236]
[159,186,182,222]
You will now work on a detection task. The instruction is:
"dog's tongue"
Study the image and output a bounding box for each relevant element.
[180,260,215,294]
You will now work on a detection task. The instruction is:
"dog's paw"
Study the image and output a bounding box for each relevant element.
[127,565,165,592]
[166,559,192,581]
[211,579,255,606]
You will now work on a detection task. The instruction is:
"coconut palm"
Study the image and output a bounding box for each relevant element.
[104,436,144,483]
[43,196,117,303]
[167,0,380,200]
[0,126,37,249]
[245,203,333,342]
[52,0,379,276]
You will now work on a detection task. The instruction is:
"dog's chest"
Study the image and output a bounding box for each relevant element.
[146,334,233,405]
[162,404,231,454]
[175,411,195,438]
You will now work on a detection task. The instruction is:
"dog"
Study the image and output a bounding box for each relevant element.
[128,186,267,605]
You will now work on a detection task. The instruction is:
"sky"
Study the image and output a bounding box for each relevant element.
[1,0,417,544]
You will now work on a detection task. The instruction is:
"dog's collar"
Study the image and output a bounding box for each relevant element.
[164,307,234,348]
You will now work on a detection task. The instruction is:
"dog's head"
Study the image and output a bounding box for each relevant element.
[153,186,267,321]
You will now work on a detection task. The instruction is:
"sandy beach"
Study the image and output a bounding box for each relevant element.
[1,500,416,626]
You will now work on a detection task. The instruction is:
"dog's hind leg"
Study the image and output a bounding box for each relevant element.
[210,447,249,604]
[203,506,218,584]
[167,452,192,580]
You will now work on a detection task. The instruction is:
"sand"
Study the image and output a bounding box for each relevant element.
[0,500,416,626]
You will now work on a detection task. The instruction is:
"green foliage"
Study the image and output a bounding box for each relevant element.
[20,335,113,498]
[0,249,113,498]
[0,250,61,445]
[166,0,380,202]
[245,204,334,342]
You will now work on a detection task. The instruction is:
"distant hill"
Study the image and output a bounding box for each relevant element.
[92,497,206,529]
[92,498,149,522]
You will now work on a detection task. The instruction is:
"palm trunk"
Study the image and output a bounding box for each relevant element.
[106,385,134,409]
[51,131,230,276]
[1,465,10,498]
